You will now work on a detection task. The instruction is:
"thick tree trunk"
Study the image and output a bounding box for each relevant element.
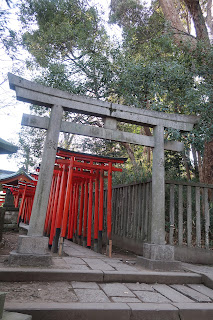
[191,145,199,179]
[206,0,213,38]
[202,140,213,184]
[183,0,210,44]
[158,0,196,47]
[182,151,191,181]
[121,142,138,169]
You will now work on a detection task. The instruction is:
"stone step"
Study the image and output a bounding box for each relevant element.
[0,292,6,319]
[4,302,213,320]
[0,268,202,284]
[2,311,31,320]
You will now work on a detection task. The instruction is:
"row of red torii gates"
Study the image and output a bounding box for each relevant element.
[5,148,125,256]
[7,73,199,267]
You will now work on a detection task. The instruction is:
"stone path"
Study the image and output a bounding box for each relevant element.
[2,239,213,319]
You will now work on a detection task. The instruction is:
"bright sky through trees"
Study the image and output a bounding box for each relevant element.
[0,0,126,171]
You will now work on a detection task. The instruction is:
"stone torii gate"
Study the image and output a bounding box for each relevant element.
[8,73,199,268]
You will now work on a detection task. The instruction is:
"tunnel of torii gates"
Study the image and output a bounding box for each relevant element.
[5,148,126,255]
[8,73,199,261]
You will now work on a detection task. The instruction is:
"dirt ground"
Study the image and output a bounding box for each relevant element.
[0,230,137,260]
[0,231,19,256]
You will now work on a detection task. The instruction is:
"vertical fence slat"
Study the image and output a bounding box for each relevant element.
[195,187,201,247]
[204,188,210,249]
[178,184,183,246]
[169,184,175,245]
[187,186,192,246]
[137,184,142,239]
[145,183,149,241]
[141,183,146,240]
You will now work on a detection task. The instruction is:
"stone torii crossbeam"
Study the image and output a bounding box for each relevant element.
[8,73,199,268]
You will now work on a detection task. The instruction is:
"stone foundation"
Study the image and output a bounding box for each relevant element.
[9,235,52,267]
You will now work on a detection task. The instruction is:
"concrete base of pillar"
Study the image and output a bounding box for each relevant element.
[9,235,52,267]
[137,243,181,271]
[9,251,52,267]
[137,256,181,271]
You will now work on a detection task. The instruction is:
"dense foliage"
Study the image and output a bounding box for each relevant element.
[2,0,213,184]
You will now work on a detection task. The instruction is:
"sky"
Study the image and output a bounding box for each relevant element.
[0,0,117,171]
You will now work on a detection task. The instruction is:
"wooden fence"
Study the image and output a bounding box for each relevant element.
[103,180,213,249]
[166,180,213,249]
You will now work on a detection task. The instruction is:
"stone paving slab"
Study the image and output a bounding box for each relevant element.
[133,290,171,303]
[152,284,194,303]
[111,297,141,303]
[62,257,87,265]
[171,284,211,302]
[82,258,115,271]
[125,283,154,291]
[74,289,110,302]
[188,284,213,299]
[100,283,135,297]
[71,282,99,289]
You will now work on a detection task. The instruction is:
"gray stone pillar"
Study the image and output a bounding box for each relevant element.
[9,105,63,266]
[28,104,63,236]
[137,125,180,270]
[151,125,165,245]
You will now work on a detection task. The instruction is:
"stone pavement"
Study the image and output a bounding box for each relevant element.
[1,240,213,319]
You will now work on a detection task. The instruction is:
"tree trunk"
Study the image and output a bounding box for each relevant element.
[183,0,210,44]
[191,145,199,179]
[121,142,138,169]
[182,151,191,181]
[158,0,196,47]
[202,140,213,185]
[206,0,213,38]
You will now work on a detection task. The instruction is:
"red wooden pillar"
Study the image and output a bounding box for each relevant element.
[52,164,68,253]
[49,171,62,247]
[78,181,84,243]
[98,169,104,253]
[73,183,80,241]
[87,178,93,248]
[46,175,58,236]
[107,162,112,257]
[17,184,27,224]
[44,174,56,234]
[68,183,75,240]
[83,181,88,247]
[61,156,74,238]
[94,173,99,252]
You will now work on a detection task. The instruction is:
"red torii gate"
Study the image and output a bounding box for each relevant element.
[6,148,125,256]
[46,148,126,255]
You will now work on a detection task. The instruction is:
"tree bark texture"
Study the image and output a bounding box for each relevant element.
[202,140,213,185]
[158,0,196,47]
[183,0,210,44]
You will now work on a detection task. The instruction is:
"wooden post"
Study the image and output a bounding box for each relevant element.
[94,175,99,252]
[28,105,63,236]
[98,170,104,253]
[107,162,112,256]
[87,178,93,248]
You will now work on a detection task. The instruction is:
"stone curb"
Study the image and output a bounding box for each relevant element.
[5,302,213,320]
[0,268,202,284]
[0,269,104,282]
[102,271,201,284]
